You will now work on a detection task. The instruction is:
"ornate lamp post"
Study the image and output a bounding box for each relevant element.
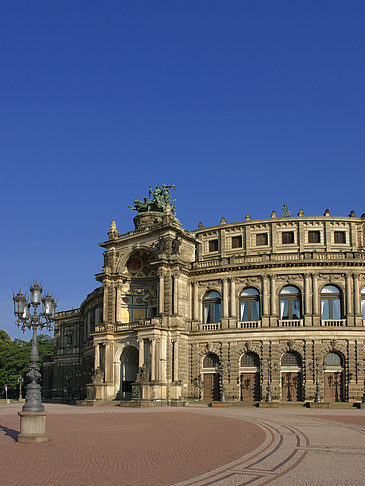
[265,358,277,403]
[309,358,321,403]
[13,282,56,442]
[215,359,231,402]
[17,376,24,402]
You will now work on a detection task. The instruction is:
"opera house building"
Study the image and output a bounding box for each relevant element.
[43,189,365,406]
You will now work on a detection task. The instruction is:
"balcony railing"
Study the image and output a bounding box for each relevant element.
[236,321,261,329]
[320,319,346,327]
[198,323,222,331]
[278,319,304,327]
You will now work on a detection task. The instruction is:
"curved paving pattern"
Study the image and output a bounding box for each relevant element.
[1,403,365,486]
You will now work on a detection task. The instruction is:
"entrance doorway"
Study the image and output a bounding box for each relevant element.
[120,346,139,400]
[281,352,303,402]
[240,352,261,401]
[324,352,345,402]
[203,373,220,401]
[202,353,220,401]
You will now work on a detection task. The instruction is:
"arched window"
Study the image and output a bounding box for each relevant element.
[281,351,302,367]
[203,353,219,368]
[241,352,260,367]
[239,288,260,321]
[324,352,343,367]
[361,288,365,319]
[203,291,221,323]
[321,285,342,319]
[279,286,301,319]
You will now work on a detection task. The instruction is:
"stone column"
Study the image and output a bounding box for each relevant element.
[103,282,110,322]
[115,285,121,322]
[104,343,112,382]
[353,273,361,316]
[138,338,144,368]
[346,273,353,316]
[193,282,199,320]
[312,273,319,315]
[223,278,229,318]
[270,275,277,316]
[230,278,236,318]
[262,274,269,316]
[94,343,100,369]
[151,339,156,381]
[304,274,311,315]
[173,340,179,382]
[95,307,100,326]
[158,270,165,315]
[173,274,179,315]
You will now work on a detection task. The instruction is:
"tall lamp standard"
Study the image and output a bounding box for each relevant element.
[309,358,321,403]
[13,282,56,442]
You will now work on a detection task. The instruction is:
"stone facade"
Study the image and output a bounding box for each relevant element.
[43,207,365,404]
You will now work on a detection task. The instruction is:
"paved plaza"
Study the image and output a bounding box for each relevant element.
[1,403,365,486]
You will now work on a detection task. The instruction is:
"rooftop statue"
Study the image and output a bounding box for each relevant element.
[129,185,176,214]
[281,203,291,217]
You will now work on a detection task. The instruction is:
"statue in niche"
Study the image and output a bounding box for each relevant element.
[172,235,181,254]
[92,367,104,384]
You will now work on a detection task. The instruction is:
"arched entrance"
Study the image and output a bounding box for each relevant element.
[120,346,139,400]
[240,352,261,401]
[324,352,345,402]
[202,353,220,401]
[281,352,303,401]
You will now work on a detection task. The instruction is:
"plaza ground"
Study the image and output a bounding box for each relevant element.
[1,403,365,486]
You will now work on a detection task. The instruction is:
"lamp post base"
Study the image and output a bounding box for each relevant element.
[18,411,48,443]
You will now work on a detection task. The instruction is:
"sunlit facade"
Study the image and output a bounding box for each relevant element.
[43,206,365,405]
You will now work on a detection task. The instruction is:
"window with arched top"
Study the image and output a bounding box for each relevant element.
[321,285,342,319]
[203,353,219,368]
[324,352,343,367]
[241,352,260,367]
[281,351,302,367]
[203,291,221,323]
[279,286,301,319]
[361,288,365,319]
[239,288,260,321]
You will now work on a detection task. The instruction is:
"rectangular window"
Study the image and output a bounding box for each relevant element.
[308,230,320,243]
[334,231,346,244]
[208,239,219,252]
[282,231,294,244]
[232,235,242,248]
[256,233,268,246]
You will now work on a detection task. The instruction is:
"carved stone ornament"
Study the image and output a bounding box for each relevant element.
[278,340,303,356]
[199,342,222,356]
[92,367,104,384]
[237,341,261,357]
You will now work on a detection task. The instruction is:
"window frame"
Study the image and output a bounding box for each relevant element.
[279,286,302,320]
[308,230,321,244]
[208,239,219,252]
[256,233,268,246]
[239,288,260,321]
[320,285,342,319]
[281,231,295,245]
[334,231,346,244]
[203,291,222,323]
[231,235,243,249]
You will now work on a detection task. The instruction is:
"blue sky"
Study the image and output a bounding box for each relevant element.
[1,1,364,339]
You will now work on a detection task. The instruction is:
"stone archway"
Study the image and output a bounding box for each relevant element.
[120,346,139,400]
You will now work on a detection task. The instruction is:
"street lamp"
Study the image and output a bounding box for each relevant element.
[17,376,24,402]
[13,282,56,442]
[265,358,277,403]
[215,359,231,402]
[309,358,321,403]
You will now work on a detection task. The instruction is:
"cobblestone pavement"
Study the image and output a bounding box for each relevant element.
[1,403,365,486]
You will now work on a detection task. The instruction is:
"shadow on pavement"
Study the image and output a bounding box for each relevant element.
[0,424,19,441]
